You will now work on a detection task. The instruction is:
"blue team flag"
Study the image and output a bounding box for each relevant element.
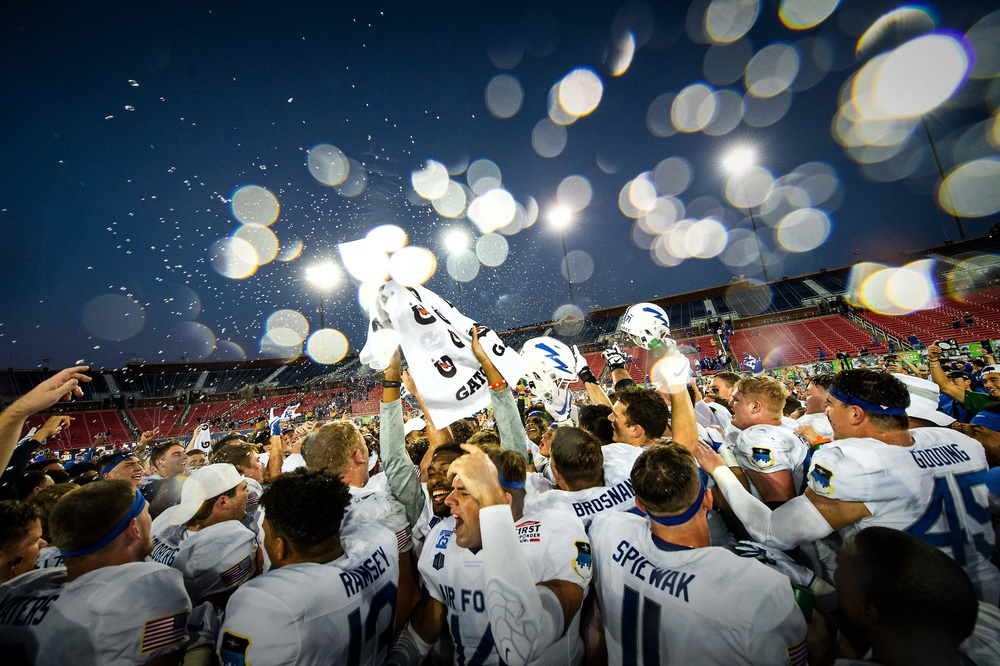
[742,353,764,375]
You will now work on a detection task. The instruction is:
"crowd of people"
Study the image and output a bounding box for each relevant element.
[1,296,999,665]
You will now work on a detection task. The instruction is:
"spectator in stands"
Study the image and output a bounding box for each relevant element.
[953,316,964,329]
[0,499,43,583]
[817,347,826,360]
[186,449,207,470]
[907,333,924,348]
[940,371,976,423]
[965,311,976,327]
[929,342,1000,417]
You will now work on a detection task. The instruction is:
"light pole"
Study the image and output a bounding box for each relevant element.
[443,229,470,311]
[723,147,770,283]
[549,206,575,306]
[305,262,340,329]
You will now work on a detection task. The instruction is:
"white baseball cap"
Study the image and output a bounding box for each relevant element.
[892,373,955,427]
[169,464,244,526]
[403,417,427,436]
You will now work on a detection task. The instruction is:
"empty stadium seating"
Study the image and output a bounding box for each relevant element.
[727,316,874,367]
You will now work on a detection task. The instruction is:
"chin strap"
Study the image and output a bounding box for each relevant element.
[480,505,566,665]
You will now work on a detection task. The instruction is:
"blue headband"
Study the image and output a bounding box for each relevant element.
[971,410,1000,433]
[498,474,525,490]
[100,453,137,479]
[60,489,147,558]
[828,385,907,416]
[644,481,706,527]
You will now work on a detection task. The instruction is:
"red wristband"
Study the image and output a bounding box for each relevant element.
[489,380,507,391]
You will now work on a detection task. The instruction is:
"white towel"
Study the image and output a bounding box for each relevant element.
[360,281,523,428]
[192,425,212,453]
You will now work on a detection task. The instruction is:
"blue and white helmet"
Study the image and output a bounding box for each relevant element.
[520,337,576,402]
[621,302,672,351]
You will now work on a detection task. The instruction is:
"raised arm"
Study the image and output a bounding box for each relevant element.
[0,366,90,472]
[381,349,425,527]
[472,327,529,460]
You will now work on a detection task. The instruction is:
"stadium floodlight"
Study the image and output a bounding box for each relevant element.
[305,262,340,328]
[444,229,469,253]
[722,147,769,283]
[722,147,755,175]
[548,206,576,306]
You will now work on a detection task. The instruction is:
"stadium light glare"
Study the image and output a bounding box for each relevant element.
[548,205,574,229]
[444,229,469,253]
[305,262,340,328]
[723,147,755,175]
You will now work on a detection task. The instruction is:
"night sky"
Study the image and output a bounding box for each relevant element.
[2,0,998,369]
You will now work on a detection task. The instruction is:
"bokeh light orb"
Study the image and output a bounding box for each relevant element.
[476,233,509,267]
[485,74,524,119]
[558,68,603,118]
[779,0,840,30]
[83,294,146,341]
[872,33,972,119]
[388,246,437,286]
[211,237,258,279]
[776,208,831,252]
[307,144,350,186]
[231,185,279,226]
[939,158,1000,217]
[412,160,450,201]
[367,224,409,253]
[266,309,309,346]
[233,224,278,265]
[338,238,390,283]
[306,329,349,364]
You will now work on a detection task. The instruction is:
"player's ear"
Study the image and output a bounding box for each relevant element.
[703,488,714,512]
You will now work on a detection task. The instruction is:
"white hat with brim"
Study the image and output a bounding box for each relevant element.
[169,463,244,526]
[403,417,427,436]
[892,373,956,427]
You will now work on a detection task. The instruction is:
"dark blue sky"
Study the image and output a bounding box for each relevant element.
[2,0,997,369]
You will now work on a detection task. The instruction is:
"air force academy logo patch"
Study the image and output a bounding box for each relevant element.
[751,447,775,470]
[572,541,593,582]
[219,631,251,666]
[811,464,834,495]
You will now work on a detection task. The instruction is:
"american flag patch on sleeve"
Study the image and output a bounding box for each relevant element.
[140,611,188,653]
[220,555,255,588]
[396,528,412,552]
[786,636,808,666]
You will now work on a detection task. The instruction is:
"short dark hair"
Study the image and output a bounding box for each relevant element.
[261,469,351,556]
[186,449,206,458]
[28,484,79,541]
[488,449,527,487]
[449,418,476,445]
[15,471,50,500]
[713,372,740,387]
[214,432,245,453]
[615,386,669,439]
[550,427,604,490]
[432,443,465,461]
[0,500,38,553]
[466,430,501,450]
[49,481,136,553]
[405,437,429,466]
[783,395,802,416]
[211,443,256,473]
[831,369,910,430]
[578,404,614,444]
[149,440,184,466]
[841,527,977,649]
[631,443,700,515]
[809,373,835,390]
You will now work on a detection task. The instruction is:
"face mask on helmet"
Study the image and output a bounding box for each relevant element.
[520,337,576,402]
[621,302,672,351]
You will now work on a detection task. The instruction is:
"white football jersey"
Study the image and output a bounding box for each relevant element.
[418,509,592,665]
[35,545,63,569]
[795,412,834,439]
[523,478,637,528]
[602,443,644,486]
[808,428,999,602]
[149,515,257,603]
[734,424,810,494]
[345,486,412,553]
[0,562,191,665]
[218,522,399,666]
[961,601,1000,664]
[589,513,807,666]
